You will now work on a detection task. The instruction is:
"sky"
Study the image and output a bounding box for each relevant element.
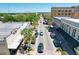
[0,3,79,13]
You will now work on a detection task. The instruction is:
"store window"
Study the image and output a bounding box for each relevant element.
[69,27,71,34]
[66,25,69,33]
[72,29,76,37]
[63,23,64,30]
[78,36,79,40]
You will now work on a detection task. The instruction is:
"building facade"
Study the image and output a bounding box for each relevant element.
[0,22,30,55]
[51,6,79,19]
[53,17,79,42]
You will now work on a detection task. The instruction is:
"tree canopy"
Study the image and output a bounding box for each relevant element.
[0,13,40,23]
[43,14,52,25]
[21,28,33,44]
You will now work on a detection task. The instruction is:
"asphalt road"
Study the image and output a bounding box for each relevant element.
[35,16,57,55]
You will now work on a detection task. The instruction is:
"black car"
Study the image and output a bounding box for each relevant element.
[48,26,52,32]
[43,21,48,25]
[53,39,61,47]
[35,32,38,38]
[37,43,44,53]
[35,30,38,38]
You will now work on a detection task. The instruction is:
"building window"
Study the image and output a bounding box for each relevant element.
[72,29,76,37]
[61,13,64,15]
[78,36,79,40]
[69,26,71,35]
[66,25,69,33]
[65,24,68,32]
[68,13,71,15]
[61,10,64,12]
[65,10,68,12]
[58,10,61,12]
[58,13,60,15]
[54,14,56,15]
[61,23,64,29]
[69,10,72,12]
[65,13,67,15]
[64,24,66,32]
[54,10,57,12]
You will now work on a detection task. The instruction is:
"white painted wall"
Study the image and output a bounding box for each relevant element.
[53,17,79,42]
[6,23,29,49]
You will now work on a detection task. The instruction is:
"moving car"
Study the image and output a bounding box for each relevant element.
[43,21,48,25]
[39,32,43,36]
[35,32,38,38]
[37,43,44,53]
[31,38,36,44]
[35,30,38,38]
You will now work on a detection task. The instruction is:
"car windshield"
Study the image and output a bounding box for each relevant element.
[40,32,43,33]
[38,45,43,49]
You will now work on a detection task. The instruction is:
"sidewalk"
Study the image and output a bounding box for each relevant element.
[44,25,57,51]
[43,25,61,55]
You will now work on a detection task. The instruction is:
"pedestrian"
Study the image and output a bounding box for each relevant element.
[23,44,27,51]
[19,47,23,54]
[19,44,24,54]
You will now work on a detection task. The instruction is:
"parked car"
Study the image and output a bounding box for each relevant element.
[53,39,61,47]
[35,29,38,33]
[31,37,36,44]
[35,33,38,38]
[37,43,44,53]
[48,26,52,32]
[35,29,38,38]
[50,32,56,38]
[31,39,35,44]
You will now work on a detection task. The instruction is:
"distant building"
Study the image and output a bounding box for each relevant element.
[51,6,79,19]
[0,22,30,55]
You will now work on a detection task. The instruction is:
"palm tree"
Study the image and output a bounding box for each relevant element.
[21,28,33,52]
[21,28,33,44]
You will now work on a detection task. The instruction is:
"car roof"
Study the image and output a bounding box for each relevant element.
[39,43,43,44]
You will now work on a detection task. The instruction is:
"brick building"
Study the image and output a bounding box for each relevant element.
[51,6,79,19]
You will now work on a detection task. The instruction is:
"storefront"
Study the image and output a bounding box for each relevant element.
[8,36,24,55]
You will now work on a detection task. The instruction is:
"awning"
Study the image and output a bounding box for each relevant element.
[8,35,24,49]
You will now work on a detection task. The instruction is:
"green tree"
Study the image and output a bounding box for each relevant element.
[1,15,15,22]
[21,28,33,44]
[0,13,40,23]
[43,14,52,25]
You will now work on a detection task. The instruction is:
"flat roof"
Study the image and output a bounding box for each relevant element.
[54,17,79,23]
[0,22,24,41]
[8,35,24,49]
[54,17,79,29]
